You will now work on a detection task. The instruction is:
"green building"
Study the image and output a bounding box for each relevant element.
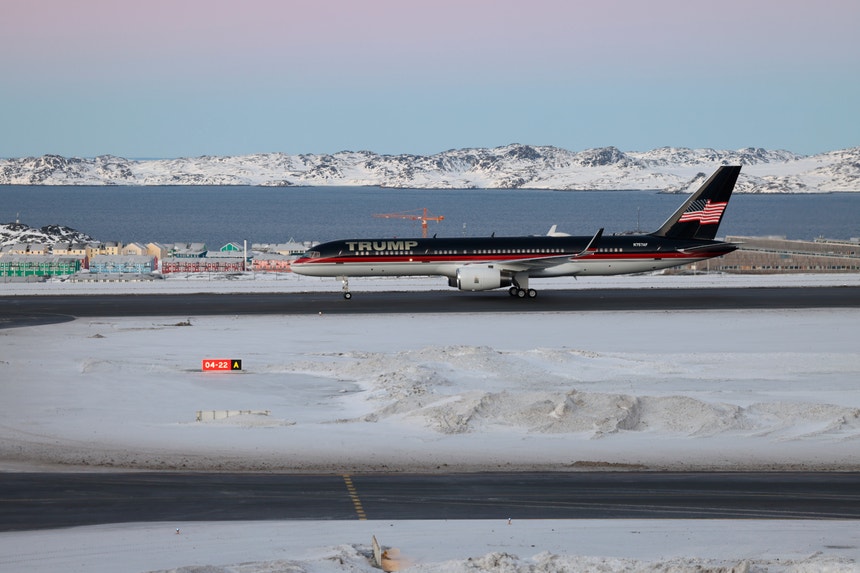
[0,255,83,277]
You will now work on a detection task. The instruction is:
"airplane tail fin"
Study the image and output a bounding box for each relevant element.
[651,165,741,241]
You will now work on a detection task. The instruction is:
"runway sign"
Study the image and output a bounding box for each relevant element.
[202,359,242,371]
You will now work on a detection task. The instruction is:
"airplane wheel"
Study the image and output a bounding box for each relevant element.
[343,292,352,300]
[516,288,526,298]
[508,287,518,296]
[528,289,537,298]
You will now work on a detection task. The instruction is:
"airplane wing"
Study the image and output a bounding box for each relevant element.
[488,228,604,272]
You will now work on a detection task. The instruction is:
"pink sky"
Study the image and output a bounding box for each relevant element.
[1,0,858,156]
[5,0,855,81]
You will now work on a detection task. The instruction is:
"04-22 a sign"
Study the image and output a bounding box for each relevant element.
[202,359,242,372]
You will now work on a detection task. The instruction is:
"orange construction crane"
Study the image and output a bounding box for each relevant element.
[372,208,444,238]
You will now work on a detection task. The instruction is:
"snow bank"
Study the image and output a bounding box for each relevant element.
[1,519,857,573]
[2,306,858,472]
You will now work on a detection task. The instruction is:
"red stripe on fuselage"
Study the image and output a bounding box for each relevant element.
[293,250,724,266]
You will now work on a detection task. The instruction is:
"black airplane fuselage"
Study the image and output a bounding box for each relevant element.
[291,166,742,298]
[291,233,735,280]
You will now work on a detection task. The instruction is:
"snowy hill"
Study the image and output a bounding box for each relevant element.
[1,144,859,192]
[0,221,95,247]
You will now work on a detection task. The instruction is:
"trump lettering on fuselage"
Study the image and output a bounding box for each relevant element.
[346,240,420,252]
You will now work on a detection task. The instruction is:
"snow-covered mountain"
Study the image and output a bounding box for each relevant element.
[0,222,95,247]
[1,145,858,192]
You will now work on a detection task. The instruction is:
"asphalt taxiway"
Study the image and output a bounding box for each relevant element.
[3,472,860,531]
[2,286,859,327]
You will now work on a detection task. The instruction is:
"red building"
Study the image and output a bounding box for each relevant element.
[161,257,244,274]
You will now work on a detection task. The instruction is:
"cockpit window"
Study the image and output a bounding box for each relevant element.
[302,250,321,259]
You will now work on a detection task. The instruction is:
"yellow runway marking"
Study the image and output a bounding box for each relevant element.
[343,474,367,520]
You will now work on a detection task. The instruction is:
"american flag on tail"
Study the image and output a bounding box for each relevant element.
[677,199,728,224]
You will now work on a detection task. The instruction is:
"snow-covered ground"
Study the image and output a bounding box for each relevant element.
[1,273,859,572]
[2,519,858,573]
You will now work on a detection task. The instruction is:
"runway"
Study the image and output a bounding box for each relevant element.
[2,286,859,326]
[3,472,859,532]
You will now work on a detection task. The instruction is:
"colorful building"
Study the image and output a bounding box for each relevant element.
[0,255,83,277]
[161,257,244,273]
[252,254,294,272]
[88,255,156,274]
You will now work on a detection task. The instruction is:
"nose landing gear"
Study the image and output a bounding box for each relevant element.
[339,276,352,299]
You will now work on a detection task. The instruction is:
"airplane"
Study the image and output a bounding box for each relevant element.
[290,165,741,299]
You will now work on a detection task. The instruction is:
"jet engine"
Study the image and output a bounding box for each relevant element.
[452,265,512,291]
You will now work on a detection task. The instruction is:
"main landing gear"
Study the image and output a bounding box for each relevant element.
[508,286,537,298]
[509,272,537,299]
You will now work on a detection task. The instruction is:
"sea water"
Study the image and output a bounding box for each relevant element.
[1,185,858,248]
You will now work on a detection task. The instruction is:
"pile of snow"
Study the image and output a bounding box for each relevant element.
[2,285,858,472]
[1,519,857,573]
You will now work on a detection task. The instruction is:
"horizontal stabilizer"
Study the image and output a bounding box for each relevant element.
[678,242,739,255]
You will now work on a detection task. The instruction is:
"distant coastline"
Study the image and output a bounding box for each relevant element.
[1,144,858,192]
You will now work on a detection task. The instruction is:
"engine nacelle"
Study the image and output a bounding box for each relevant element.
[452,265,512,291]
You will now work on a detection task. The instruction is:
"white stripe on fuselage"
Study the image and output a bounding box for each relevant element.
[290,256,707,278]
